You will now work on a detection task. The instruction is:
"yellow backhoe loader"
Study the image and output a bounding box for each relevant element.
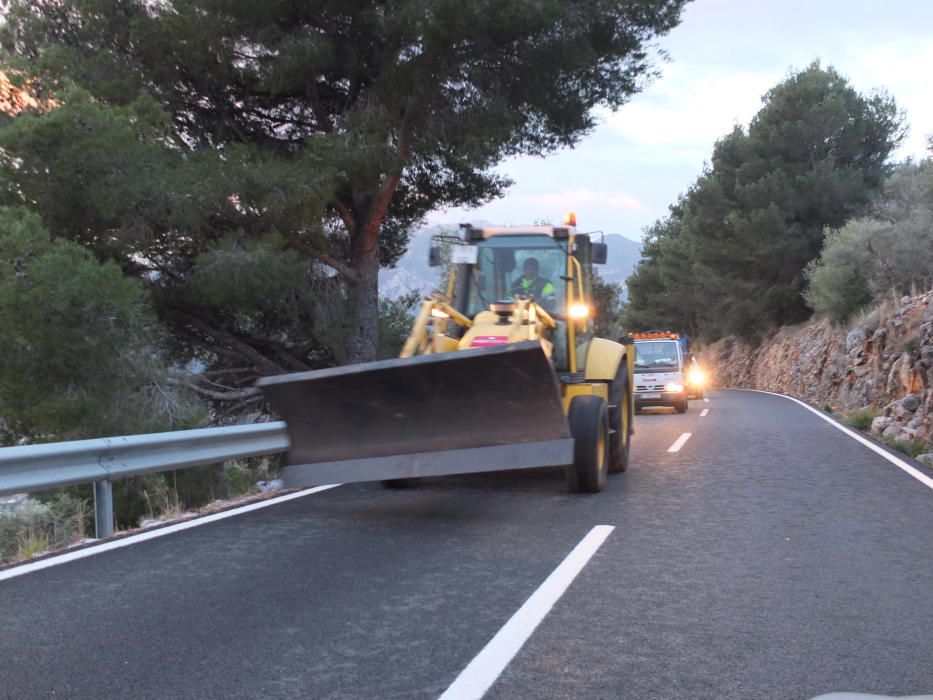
[258,214,635,493]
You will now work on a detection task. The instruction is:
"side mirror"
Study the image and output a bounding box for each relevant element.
[592,242,608,265]
[428,246,442,267]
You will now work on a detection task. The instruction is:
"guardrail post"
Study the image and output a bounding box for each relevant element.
[94,480,114,539]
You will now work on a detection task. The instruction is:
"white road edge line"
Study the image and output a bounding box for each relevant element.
[700,408,710,417]
[736,388,933,492]
[438,524,615,700]
[0,484,341,583]
[667,432,692,452]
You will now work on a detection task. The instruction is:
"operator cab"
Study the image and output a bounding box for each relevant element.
[439,224,602,372]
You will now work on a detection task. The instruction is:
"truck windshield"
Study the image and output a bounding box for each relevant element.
[634,341,680,373]
[463,234,565,317]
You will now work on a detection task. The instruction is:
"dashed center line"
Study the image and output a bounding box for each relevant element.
[438,525,615,700]
[667,432,692,452]
[700,408,709,417]
[703,397,709,403]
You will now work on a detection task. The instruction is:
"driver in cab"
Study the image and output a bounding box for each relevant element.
[511,257,556,310]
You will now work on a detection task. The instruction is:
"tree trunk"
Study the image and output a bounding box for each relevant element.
[344,241,381,364]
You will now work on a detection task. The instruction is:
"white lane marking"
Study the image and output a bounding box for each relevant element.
[735,389,933,492]
[700,408,710,417]
[438,525,615,700]
[667,433,692,452]
[0,484,341,583]
[703,398,709,403]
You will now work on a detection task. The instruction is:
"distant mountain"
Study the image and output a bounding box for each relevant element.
[598,234,643,294]
[379,224,642,299]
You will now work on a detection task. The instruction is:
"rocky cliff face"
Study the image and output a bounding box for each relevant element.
[699,290,933,459]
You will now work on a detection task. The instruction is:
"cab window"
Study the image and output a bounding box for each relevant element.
[463,235,566,317]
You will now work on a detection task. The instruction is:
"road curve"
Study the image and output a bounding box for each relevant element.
[1,389,931,700]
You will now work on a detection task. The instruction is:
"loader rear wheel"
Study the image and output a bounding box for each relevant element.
[608,364,632,474]
[566,395,609,493]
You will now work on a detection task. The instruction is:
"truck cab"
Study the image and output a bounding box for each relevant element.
[631,331,688,413]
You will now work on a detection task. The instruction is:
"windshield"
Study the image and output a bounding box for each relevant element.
[463,235,566,317]
[634,341,680,373]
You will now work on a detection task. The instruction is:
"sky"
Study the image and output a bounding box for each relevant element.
[427,0,933,242]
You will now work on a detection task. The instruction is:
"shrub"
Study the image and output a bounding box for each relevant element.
[846,408,879,431]
[15,527,50,561]
[0,207,204,441]
[377,291,420,359]
[883,436,927,459]
[0,492,89,564]
[805,160,933,323]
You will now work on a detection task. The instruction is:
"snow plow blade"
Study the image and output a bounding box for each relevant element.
[257,341,573,486]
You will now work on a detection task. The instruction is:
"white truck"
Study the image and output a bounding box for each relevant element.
[631,331,689,413]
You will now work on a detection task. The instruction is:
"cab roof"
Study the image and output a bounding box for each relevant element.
[461,224,574,240]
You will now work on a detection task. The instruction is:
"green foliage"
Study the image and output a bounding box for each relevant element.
[2,0,688,363]
[15,527,50,561]
[226,464,253,496]
[0,207,203,441]
[115,466,224,528]
[592,270,625,339]
[185,233,310,315]
[0,492,89,564]
[883,436,928,459]
[805,160,933,323]
[846,408,879,431]
[377,291,421,359]
[625,62,905,340]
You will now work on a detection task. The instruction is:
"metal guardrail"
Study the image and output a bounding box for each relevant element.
[0,422,290,538]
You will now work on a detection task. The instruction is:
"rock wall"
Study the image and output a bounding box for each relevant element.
[699,290,933,455]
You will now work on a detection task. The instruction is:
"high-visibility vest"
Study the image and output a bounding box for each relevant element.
[514,276,555,299]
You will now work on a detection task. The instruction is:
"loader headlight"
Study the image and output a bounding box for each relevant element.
[665,382,684,393]
[688,368,705,385]
[568,303,590,319]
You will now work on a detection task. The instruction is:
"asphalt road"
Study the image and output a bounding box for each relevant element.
[1,390,932,700]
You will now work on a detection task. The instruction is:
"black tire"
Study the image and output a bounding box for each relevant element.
[674,395,688,413]
[381,478,420,489]
[565,395,609,493]
[608,364,632,474]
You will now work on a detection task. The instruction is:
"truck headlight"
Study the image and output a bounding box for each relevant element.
[665,382,684,393]
[688,368,705,385]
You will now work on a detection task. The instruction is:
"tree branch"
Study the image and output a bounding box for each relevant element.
[166,376,261,402]
[318,254,359,282]
[283,232,359,282]
[358,100,423,248]
[164,305,284,374]
[330,199,356,232]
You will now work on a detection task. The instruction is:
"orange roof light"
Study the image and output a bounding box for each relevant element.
[563,211,577,227]
[630,330,680,340]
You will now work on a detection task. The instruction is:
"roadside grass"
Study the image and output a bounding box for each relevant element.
[846,408,879,431]
[1,457,282,566]
[0,492,89,566]
[15,527,50,562]
[883,436,928,459]
[137,457,278,526]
